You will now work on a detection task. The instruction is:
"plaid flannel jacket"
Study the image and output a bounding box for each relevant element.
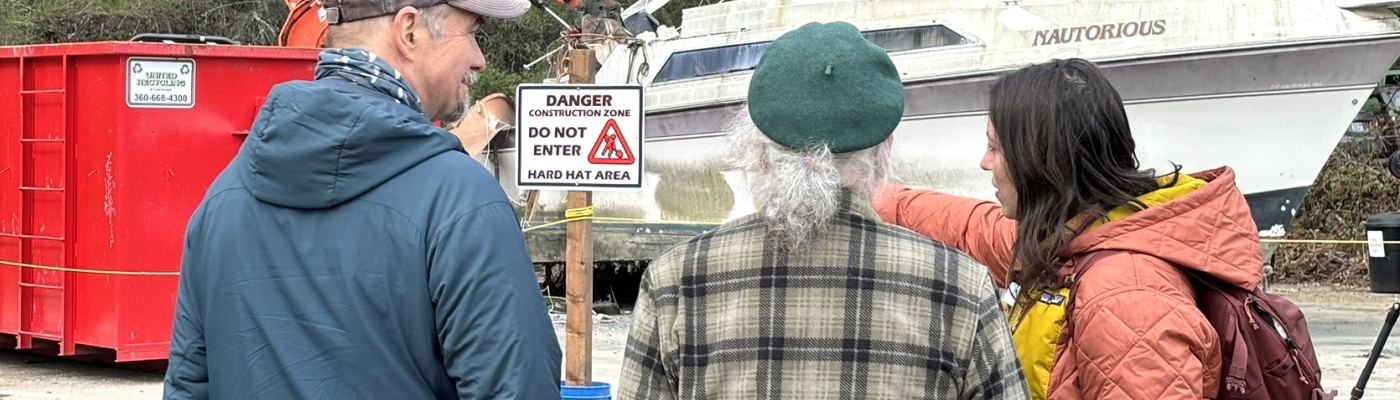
[617,193,1029,400]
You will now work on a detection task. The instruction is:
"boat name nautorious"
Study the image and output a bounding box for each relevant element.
[1032,20,1168,46]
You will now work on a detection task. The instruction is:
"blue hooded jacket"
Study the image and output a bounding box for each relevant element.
[163,74,562,399]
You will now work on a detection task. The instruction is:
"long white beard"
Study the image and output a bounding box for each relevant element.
[724,109,892,249]
[755,146,841,248]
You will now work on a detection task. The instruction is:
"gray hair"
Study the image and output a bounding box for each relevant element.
[725,106,893,249]
[418,4,452,39]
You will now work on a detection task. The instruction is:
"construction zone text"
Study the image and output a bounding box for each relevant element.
[516,84,644,191]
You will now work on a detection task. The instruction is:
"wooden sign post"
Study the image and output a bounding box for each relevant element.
[517,40,643,389]
[564,45,597,387]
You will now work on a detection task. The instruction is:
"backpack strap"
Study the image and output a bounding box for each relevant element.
[1057,249,1127,346]
[1224,315,1249,395]
[1177,266,1235,294]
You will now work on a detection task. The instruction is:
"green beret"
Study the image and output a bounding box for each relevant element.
[747,21,905,154]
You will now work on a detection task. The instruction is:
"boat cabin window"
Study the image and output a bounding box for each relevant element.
[863,25,970,53]
[651,42,771,84]
[651,24,970,83]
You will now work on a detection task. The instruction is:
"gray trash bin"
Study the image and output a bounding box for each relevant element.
[1366,212,1400,293]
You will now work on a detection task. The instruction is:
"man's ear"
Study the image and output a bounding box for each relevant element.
[390,7,424,60]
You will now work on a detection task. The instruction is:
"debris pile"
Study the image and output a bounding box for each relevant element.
[1274,136,1400,286]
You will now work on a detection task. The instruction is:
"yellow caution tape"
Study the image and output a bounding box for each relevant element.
[0,259,179,276]
[516,211,1400,245]
[520,215,723,233]
[5,223,1397,276]
[519,214,1400,247]
[564,206,595,219]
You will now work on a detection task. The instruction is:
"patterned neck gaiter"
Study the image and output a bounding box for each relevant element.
[313,47,426,115]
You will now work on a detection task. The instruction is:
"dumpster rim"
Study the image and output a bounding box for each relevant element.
[1366,212,1400,229]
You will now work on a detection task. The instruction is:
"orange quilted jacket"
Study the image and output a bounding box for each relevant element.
[874,166,1265,399]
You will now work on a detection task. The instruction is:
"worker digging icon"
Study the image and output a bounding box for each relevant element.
[588,118,635,165]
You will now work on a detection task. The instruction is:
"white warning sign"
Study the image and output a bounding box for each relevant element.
[516,84,644,191]
[1370,230,1387,258]
[126,57,195,108]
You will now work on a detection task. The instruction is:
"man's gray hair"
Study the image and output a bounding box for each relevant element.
[418,4,452,38]
[725,105,893,249]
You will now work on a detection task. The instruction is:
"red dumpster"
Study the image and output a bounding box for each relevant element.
[0,40,319,362]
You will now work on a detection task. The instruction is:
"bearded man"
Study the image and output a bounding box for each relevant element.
[616,21,1030,400]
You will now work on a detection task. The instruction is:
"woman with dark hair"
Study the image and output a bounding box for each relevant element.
[874,58,1263,399]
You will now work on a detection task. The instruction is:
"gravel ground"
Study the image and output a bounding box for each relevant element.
[2,284,1398,399]
[0,352,162,399]
[1272,284,1400,399]
[553,311,632,398]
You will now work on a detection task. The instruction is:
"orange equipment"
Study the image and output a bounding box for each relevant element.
[279,0,328,48]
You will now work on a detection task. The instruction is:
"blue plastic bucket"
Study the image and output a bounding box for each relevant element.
[560,381,612,400]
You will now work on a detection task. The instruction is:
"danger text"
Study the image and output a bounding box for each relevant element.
[547,94,612,107]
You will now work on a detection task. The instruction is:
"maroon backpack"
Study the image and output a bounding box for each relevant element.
[1067,250,1335,400]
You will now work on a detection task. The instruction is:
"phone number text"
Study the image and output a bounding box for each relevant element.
[131,93,190,104]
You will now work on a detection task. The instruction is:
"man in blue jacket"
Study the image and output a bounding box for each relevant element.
[162,1,562,399]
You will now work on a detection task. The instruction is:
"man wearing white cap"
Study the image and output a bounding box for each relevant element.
[163,1,562,399]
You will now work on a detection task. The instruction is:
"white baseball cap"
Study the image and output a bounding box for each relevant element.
[323,0,533,24]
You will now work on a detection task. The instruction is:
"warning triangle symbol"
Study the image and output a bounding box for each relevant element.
[587,118,636,165]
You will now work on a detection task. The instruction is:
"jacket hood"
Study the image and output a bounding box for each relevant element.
[236,78,464,209]
[1067,166,1264,290]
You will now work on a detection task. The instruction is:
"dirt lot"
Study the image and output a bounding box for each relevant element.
[1,283,1398,399]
